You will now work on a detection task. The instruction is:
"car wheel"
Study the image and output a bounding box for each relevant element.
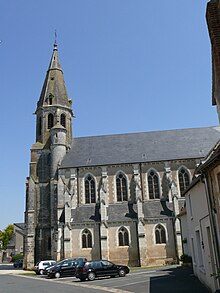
[87,272,95,281]
[39,270,44,275]
[118,269,126,277]
[55,272,61,278]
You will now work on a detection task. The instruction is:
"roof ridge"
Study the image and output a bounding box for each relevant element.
[73,125,219,140]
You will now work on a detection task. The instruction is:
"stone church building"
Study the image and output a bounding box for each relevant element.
[24,41,220,269]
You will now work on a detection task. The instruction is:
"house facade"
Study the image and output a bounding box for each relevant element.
[6,223,25,260]
[184,174,219,292]
[176,2,220,292]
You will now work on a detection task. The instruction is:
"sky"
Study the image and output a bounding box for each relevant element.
[0,0,218,231]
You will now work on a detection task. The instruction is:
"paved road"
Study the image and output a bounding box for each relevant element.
[0,264,212,293]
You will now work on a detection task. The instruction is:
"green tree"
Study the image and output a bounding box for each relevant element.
[0,230,3,249]
[0,224,14,250]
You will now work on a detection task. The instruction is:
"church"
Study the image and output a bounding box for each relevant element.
[24,40,220,269]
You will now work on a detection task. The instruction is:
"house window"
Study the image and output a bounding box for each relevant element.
[82,229,92,248]
[116,172,128,202]
[178,167,190,196]
[85,175,96,204]
[60,113,66,128]
[48,113,54,129]
[188,194,193,219]
[118,227,129,246]
[155,224,166,244]
[148,170,160,199]
[195,230,204,267]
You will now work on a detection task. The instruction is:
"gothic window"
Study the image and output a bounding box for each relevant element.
[48,113,54,129]
[60,113,66,128]
[85,174,96,204]
[116,172,128,202]
[148,170,160,199]
[118,227,129,246]
[48,94,54,105]
[178,167,190,196]
[82,229,92,248]
[155,224,166,244]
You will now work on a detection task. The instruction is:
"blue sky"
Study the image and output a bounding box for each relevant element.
[0,0,217,231]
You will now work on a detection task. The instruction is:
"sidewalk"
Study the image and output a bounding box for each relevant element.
[150,266,212,293]
[0,263,27,275]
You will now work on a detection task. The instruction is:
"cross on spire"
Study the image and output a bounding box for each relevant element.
[54,30,57,50]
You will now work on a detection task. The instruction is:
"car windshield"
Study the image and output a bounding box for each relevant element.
[54,260,66,266]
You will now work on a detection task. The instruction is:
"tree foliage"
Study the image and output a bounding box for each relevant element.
[0,224,14,250]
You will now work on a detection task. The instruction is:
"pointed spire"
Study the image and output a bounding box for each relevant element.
[48,31,62,71]
[36,37,71,111]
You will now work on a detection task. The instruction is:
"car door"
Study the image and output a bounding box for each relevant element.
[92,261,104,277]
[59,261,71,277]
[101,261,118,276]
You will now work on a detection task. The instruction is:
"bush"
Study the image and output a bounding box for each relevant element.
[211,268,220,279]
[11,254,23,262]
[180,254,192,264]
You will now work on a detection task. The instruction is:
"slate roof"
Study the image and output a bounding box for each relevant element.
[70,201,174,223]
[108,203,138,222]
[71,205,101,223]
[14,223,26,230]
[61,126,220,168]
[143,201,173,218]
[36,42,71,111]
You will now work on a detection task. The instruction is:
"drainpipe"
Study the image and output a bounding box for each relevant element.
[77,168,79,207]
[136,163,144,267]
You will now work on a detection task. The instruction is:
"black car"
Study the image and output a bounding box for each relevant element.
[13,259,23,268]
[47,257,87,278]
[75,260,129,281]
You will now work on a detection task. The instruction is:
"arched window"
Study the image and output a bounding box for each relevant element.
[85,175,96,204]
[82,229,92,248]
[60,113,66,128]
[178,167,190,196]
[48,94,54,105]
[155,224,166,244]
[118,227,129,246]
[48,113,54,129]
[148,170,160,199]
[116,172,128,202]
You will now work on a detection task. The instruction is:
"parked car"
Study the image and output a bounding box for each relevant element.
[47,257,87,278]
[13,259,23,268]
[75,260,129,281]
[34,260,56,275]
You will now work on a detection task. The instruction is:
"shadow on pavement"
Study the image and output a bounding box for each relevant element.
[150,266,211,293]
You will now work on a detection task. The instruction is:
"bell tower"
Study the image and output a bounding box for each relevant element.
[35,39,73,146]
[24,39,73,268]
